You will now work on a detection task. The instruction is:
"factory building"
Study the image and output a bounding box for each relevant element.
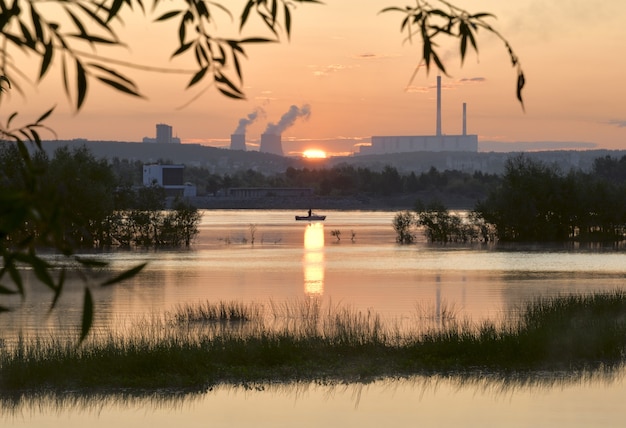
[142,123,181,144]
[359,76,478,155]
[142,164,196,197]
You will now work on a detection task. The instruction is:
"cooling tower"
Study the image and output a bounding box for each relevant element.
[230,134,246,151]
[260,133,283,156]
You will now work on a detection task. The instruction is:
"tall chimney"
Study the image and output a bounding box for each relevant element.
[436,76,442,136]
[230,134,246,151]
[462,103,467,136]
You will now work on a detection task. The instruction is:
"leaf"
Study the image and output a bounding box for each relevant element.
[217,85,246,100]
[101,262,147,287]
[233,50,242,80]
[239,37,274,44]
[156,10,182,21]
[215,72,244,96]
[36,106,55,124]
[40,41,53,79]
[379,7,407,14]
[79,288,93,342]
[29,255,55,291]
[19,21,35,49]
[75,2,116,36]
[517,71,526,109]
[65,8,88,38]
[284,3,291,39]
[107,0,125,23]
[172,41,193,57]
[0,284,18,295]
[187,67,208,88]
[50,268,65,310]
[7,111,18,128]
[30,5,43,41]
[76,60,87,110]
[240,1,255,30]
[96,77,142,97]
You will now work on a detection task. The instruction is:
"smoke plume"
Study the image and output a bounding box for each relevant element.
[265,104,311,135]
[234,108,264,135]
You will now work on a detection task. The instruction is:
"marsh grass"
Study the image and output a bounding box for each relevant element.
[2,291,626,393]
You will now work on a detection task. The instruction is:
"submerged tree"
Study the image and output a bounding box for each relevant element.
[393,211,416,244]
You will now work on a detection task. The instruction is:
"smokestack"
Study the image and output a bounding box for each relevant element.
[260,133,283,156]
[436,76,442,137]
[230,134,246,151]
[462,103,467,136]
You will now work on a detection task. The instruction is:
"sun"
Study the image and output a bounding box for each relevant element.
[302,149,327,159]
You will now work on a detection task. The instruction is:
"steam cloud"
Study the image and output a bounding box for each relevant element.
[265,104,311,135]
[233,108,264,135]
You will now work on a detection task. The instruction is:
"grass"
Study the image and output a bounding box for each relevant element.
[2,291,626,394]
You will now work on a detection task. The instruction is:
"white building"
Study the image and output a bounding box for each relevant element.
[142,164,196,197]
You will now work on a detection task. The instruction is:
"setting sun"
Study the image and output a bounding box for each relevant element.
[302,149,327,159]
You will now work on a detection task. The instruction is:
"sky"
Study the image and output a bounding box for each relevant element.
[3,0,626,156]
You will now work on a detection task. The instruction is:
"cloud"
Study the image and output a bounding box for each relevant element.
[405,77,486,94]
[311,64,349,77]
[608,119,626,128]
[458,77,487,84]
[351,53,398,60]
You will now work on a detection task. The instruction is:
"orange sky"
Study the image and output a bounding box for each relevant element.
[3,1,626,156]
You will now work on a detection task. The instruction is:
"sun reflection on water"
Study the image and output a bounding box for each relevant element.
[303,223,325,295]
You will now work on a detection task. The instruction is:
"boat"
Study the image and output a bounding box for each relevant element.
[295,210,326,221]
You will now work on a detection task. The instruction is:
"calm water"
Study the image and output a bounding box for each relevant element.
[3,210,626,427]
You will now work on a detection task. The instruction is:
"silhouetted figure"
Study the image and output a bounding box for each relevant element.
[308,209,312,217]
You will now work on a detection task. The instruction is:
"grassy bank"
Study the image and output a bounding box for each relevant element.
[2,292,626,393]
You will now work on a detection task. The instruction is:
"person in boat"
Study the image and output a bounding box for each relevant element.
[308,209,312,217]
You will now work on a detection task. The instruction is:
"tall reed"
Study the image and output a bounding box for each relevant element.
[1,292,626,392]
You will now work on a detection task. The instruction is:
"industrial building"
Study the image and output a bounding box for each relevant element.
[142,123,181,144]
[142,164,196,197]
[359,76,478,155]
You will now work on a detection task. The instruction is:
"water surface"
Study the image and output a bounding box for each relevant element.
[2,210,626,427]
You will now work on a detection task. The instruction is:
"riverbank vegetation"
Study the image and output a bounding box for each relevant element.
[0,143,201,249]
[1,291,625,393]
[395,155,626,243]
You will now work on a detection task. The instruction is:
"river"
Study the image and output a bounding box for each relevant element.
[2,210,626,427]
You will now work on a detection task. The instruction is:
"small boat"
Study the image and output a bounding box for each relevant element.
[295,211,326,221]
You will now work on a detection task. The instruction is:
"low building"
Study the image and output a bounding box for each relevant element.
[143,164,196,197]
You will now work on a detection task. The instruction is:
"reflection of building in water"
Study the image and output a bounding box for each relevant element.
[303,223,325,295]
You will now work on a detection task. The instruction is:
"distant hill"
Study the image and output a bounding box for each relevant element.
[41,140,626,175]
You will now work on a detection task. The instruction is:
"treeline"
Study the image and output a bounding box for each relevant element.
[0,144,200,249]
[394,155,626,243]
[110,159,498,200]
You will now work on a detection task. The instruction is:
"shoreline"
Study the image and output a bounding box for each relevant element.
[185,192,478,211]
